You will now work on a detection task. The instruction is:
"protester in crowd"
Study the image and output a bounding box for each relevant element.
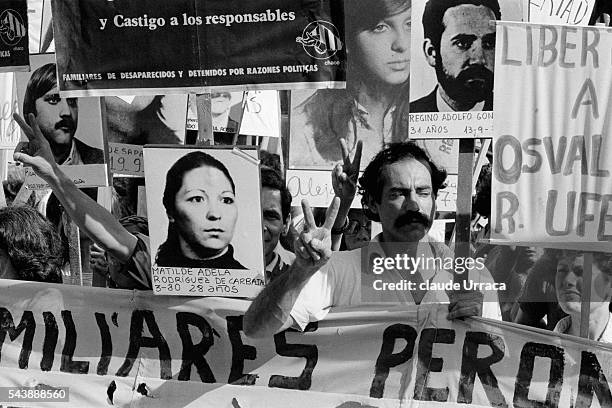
[471,163,532,321]
[340,209,372,251]
[260,150,283,174]
[155,151,247,269]
[514,248,567,330]
[244,141,501,338]
[554,250,612,341]
[19,63,104,165]
[12,113,297,289]
[0,205,66,283]
[290,0,411,168]
[261,167,294,281]
[410,0,500,112]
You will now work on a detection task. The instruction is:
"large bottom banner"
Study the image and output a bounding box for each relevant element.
[1,280,612,407]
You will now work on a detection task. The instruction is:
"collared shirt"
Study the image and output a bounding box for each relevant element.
[553,314,612,343]
[436,87,485,112]
[62,140,83,165]
[290,234,502,330]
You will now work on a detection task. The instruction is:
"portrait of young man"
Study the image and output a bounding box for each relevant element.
[19,60,104,165]
[410,0,501,112]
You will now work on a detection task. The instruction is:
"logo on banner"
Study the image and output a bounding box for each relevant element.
[0,9,26,46]
[296,20,343,60]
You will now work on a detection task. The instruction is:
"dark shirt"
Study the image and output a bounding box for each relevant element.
[156,244,247,269]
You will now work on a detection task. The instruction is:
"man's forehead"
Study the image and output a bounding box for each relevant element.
[442,4,496,36]
[381,158,433,188]
[261,187,282,210]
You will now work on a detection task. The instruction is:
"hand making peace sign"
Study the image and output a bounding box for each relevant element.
[332,138,363,206]
[294,197,340,270]
[12,113,58,182]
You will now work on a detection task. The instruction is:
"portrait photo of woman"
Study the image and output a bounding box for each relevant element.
[145,147,264,274]
[290,0,411,169]
[155,151,246,268]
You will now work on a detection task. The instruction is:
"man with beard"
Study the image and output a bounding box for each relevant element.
[20,63,104,165]
[244,142,501,338]
[410,0,500,112]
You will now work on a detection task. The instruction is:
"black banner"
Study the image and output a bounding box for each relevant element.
[52,0,345,96]
[0,0,29,72]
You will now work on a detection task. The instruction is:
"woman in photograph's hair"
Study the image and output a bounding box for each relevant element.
[156,151,246,269]
[291,0,411,168]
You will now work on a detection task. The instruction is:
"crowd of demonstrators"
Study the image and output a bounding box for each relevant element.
[244,141,502,338]
[6,110,611,346]
[9,112,296,290]
[469,157,612,337]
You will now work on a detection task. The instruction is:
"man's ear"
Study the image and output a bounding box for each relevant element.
[423,38,437,68]
[365,194,380,219]
[167,212,175,223]
[282,214,292,236]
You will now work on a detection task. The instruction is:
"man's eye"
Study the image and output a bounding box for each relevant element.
[483,38,495,50]
[454,40,471,50]
[46,95,61,104]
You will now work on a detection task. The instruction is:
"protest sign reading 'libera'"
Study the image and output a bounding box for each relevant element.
[52,0,345,96]
[492,22,611,252]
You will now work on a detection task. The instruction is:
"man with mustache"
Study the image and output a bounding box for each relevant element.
[20,63,104,165]
[410,0,500,112]
[244,142,501,338]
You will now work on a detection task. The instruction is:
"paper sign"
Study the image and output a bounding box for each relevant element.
[108,142,144,176]
[24,164,108,189]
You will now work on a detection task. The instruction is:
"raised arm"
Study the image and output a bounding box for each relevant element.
[13,113,138,262]
[330,139,362,250]
[244,197,340,338]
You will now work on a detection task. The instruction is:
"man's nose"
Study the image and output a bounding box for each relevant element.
[468,40,486,65]
[402,192,420,212]
[58,99,71,117]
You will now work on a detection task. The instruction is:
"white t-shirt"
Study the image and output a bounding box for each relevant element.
[290,234,502,330]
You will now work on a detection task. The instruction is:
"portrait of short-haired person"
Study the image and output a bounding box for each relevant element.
[410,0,500,112]
[211,92,240,133]
[290,0,411,169]
[0,205,66,283]
[19,63,104,165]
[155,151,247,269]
[261,166,295,282]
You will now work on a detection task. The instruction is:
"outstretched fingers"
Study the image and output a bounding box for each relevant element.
[322,197,341,231]
[12,113,33,140]
[352,140,363,171]
[301,199,317,231]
